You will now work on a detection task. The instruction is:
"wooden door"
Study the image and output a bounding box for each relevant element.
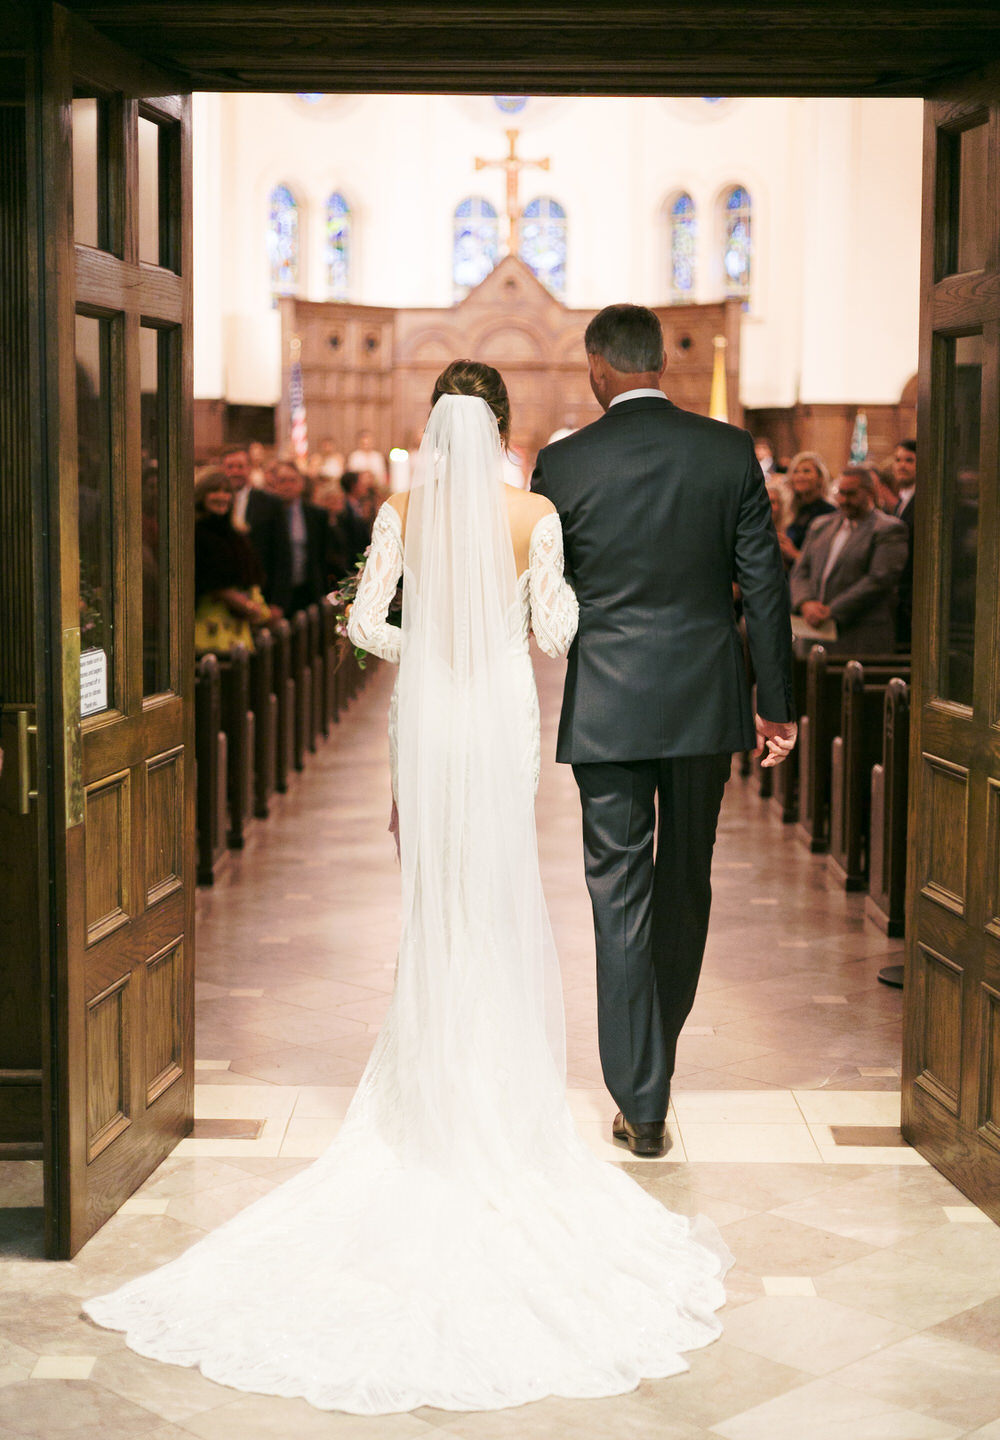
[29,4,194,1257]
[902,67,1000,1220]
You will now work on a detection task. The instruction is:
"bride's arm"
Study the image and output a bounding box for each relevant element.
[529,511,579,658]
[345,504,404,663]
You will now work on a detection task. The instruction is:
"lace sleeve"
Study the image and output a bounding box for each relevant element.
[529,511,579,658]
[346,504,404,663]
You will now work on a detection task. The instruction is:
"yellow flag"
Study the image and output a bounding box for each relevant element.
[709,335,728,423]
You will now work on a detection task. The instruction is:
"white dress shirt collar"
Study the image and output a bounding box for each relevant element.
[609,388,668,407]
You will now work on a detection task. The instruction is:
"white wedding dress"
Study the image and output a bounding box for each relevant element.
[83,396,731,1415]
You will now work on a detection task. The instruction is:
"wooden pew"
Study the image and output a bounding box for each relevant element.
[195,654,227,885]
[828,662,896,889]
[797,649,910,853]
[219,644,255,849]
[272,618,294,794]
[291,610,312,769]
[772,650,814,822]
[867,679,911,936]
[249,628,276,820]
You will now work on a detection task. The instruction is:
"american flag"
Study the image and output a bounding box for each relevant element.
[289,340,309,460]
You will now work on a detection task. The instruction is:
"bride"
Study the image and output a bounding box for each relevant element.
[83,361,731,1415]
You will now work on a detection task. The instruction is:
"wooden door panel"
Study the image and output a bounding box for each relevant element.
[144,747,184,906]
[83,770,132,943]
[902,67,1000,1222]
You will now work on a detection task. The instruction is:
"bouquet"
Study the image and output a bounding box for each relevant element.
[327,548,401,669]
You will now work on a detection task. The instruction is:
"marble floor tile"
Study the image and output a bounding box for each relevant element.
[719,1293,911,1374]
[890,1214,1000,1276]
[30,1355,96,1379]
[179,1391,437,1438]
[669,1090,802,1123]
[926,1295,1000,1355]
[0,1378,166,1438]
[718,1210,875,1276]
[710,1375,961,1440]
[814,1248,1000,1330]
[677,1122,821,1164]
[762,1276,816,1296]
[793,1090,902,1126]
[833,1331,1000,1431]
[88,1347,233,1423]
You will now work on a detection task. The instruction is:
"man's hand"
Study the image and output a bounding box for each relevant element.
[755,714,798,768]
[800,600,830,627]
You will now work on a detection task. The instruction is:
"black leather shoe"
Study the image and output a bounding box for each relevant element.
[613,1111,669,1158]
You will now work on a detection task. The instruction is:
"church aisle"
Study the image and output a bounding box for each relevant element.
[2,657,1000,1439]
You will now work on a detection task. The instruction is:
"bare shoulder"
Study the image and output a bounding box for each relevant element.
[505,485,556,524]
[386,492,409,520]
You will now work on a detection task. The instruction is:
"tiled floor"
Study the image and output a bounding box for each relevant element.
[2,655,999,1439]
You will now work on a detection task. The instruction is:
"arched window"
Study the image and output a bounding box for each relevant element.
[267,183,300,300]
[519,196,567,299]
[453,196,500,300]
[721,184,752,303]
[325,191,351,300]
[669,192,697,301]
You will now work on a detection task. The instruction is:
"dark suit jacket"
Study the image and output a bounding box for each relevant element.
[243,487,292,609]
[277,500,330,613]
[531,396,794,764]
[789,508,908,654]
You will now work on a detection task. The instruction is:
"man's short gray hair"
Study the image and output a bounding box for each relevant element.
[585,304,664,374]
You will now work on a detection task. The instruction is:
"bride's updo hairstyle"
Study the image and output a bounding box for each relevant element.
[431,360,511,446]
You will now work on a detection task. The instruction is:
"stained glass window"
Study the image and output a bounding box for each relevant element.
[267,183,300,301]
[325,191,351,300]
[494,95,528,115]
[453,196,500,300]
[519,196,567,299]
[722,185,752,303]
[670,192,697,300]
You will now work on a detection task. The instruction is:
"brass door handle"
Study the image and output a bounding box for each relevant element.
[17,710,38,815]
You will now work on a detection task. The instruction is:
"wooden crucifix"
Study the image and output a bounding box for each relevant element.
[475,128,550,254]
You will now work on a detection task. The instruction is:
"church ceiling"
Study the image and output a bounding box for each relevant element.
[56,2,1000,97]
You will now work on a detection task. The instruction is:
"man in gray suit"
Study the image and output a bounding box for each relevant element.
[790,465,908,654]
[532,305,796,1157]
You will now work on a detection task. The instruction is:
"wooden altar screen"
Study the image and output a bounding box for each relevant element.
[279,256,743,462]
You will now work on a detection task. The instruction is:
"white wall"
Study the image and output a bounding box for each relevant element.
[190,92,923,413]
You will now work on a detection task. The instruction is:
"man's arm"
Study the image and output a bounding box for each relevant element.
[826,522,908,627]
[733,436,795,724]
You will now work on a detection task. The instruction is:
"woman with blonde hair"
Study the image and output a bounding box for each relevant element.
[784,449,835,560]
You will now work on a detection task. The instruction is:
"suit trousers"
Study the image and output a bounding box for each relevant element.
[572,753,732,1123]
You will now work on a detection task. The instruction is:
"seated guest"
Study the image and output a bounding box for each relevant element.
[785,451,836,559]
[268,459,330,615]
[790,465,909,654]
[194,471,272,655]
[765,477,797,571]
[340,470,374,559]
[313,477,353,585]
[223,446,290,614]
[891,437,917,645]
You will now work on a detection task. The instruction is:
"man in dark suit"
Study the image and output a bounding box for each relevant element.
[532,304,796,1157]
[223,447,291,615]
[891,438,916,647]
[790,465,908,654]
[267,460,330,616]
